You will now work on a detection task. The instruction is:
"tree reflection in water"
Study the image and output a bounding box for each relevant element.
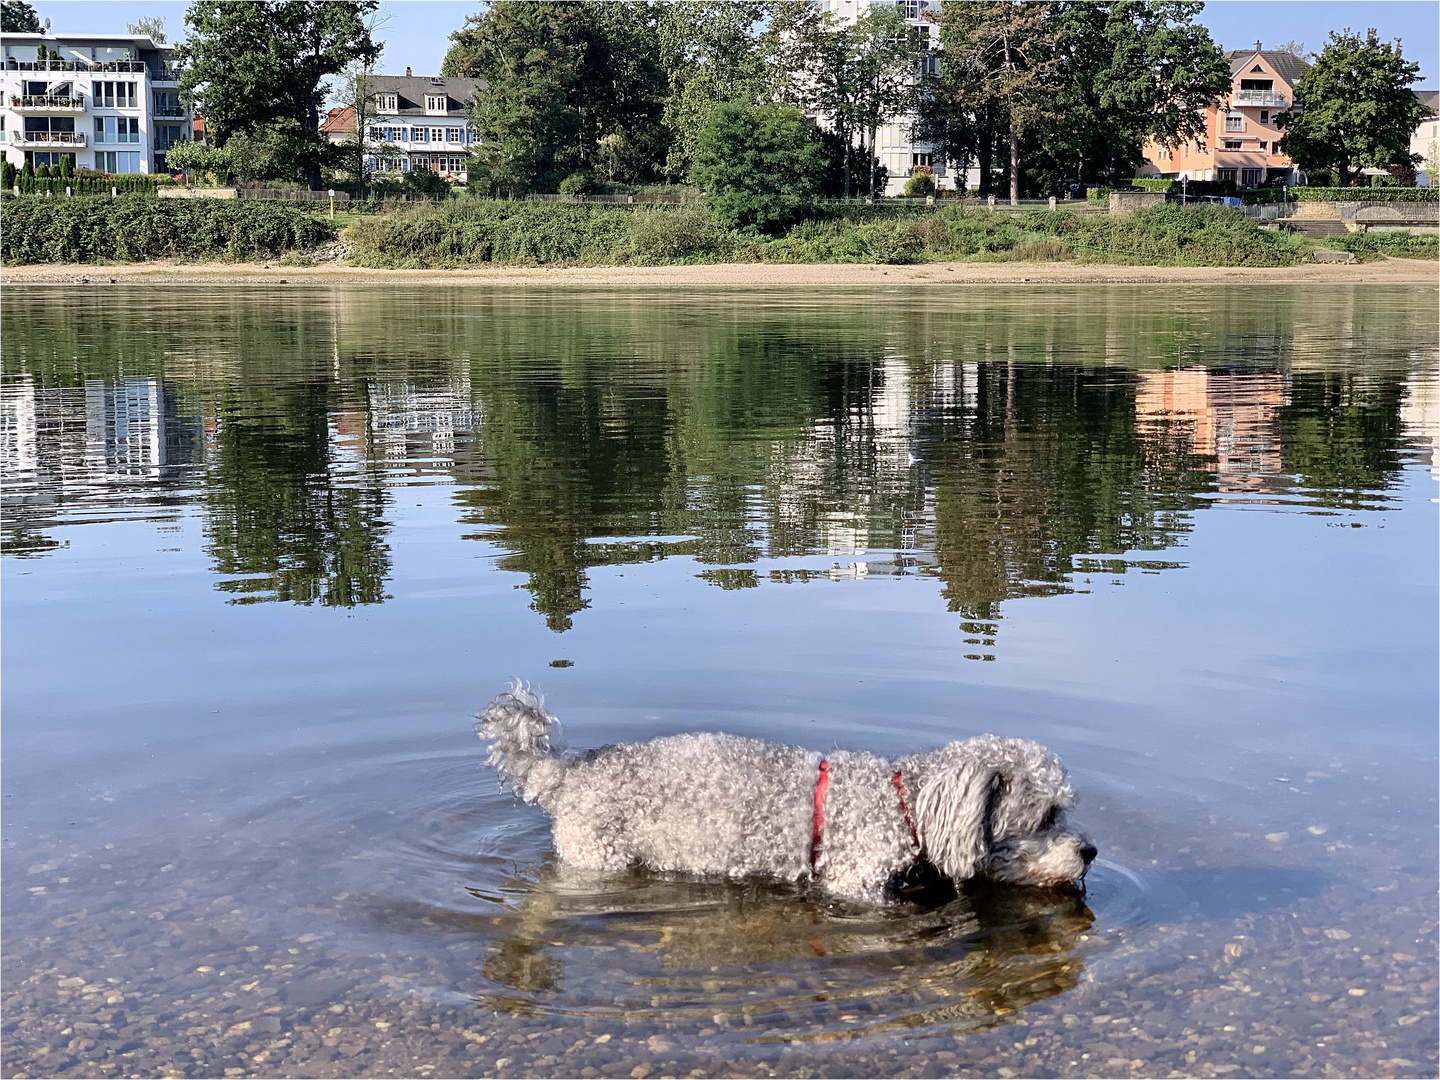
[1,287,1430,635]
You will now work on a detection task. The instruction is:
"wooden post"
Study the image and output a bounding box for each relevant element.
[1048,196,1056,209]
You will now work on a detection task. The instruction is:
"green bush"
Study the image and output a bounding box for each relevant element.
[692,103,828,234]
[902,170,937,197]
[558,171,598,196]
[627,207,721,263]
[0,195,335,264]
[1291,186,1438,202]
[347,200,637,266]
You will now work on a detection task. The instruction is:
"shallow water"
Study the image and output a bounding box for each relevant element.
[2,285,1436,1079]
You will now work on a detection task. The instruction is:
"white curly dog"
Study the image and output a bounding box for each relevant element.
[478,682,1096,905]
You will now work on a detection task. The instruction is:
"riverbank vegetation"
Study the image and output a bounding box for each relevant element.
[0,196,334,263]
[6,193,1434,268]
[344,200,1343,269]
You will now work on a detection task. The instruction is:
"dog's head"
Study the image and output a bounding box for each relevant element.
[913,736,1095,888]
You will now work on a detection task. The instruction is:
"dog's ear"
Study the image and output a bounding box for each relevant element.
[914,761,998,880]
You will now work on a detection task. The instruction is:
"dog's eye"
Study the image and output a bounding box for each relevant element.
[1041,807,1060,828]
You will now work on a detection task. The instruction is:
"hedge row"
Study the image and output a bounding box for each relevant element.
[3,175,175,196]
[0,195,334,263]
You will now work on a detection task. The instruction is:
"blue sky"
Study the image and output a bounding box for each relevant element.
[29,0,1440,91]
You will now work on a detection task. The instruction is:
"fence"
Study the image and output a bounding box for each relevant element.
[527,192,704,205]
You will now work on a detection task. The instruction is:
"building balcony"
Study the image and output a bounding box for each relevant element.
[12,130,86,146]
[9,94,85,111]
[154,106,187,118]
[3,58,149,74]
[1231,90,1287,107]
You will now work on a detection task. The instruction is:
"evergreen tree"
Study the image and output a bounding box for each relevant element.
[1276,28,1428,186]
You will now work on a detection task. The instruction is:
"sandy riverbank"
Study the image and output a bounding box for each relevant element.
[2,257,1436,287]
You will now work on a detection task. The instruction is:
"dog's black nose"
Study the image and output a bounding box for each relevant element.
[1079,843,1098,865]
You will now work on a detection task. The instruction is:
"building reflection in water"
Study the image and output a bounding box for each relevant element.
[1134,369,1289,497]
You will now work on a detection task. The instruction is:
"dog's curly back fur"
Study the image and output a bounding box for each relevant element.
[477,685,1093,904]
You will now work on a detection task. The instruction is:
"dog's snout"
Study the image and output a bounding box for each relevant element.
[1079,842,1098,865]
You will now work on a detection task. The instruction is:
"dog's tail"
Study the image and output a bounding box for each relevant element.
[477,680,567,807]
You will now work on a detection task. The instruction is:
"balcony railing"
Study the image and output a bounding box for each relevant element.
[1231,90,1287,107]
[9,94,85,111]
[12,130,86,145]
[3,58,147,73]
[154,106,187,118]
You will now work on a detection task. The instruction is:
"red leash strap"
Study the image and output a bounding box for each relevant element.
[810,760,830,873]
[892,771,920,852]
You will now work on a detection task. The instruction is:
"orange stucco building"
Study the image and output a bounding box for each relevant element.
[1139,46,1310,189]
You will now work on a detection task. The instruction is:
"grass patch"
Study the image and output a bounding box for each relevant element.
[1327,231,1439,261]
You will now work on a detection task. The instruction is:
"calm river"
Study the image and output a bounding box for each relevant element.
[2,285,1436,1079]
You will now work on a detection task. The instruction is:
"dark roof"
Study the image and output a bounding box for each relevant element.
[1227,49,1311,87]
[1415,89,1440,117]
[366,75,480,116]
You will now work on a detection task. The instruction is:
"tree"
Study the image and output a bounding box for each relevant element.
[1276,28,1428,187]
[126,15,167,42]
[656,2,787,182]
[444,1,667,195]
[177,1,381,190]
[786,4,922,197]
[1045,2,1228,186]
[932,1,1061,205]
[1,1,41,33]
[692,102,827,232]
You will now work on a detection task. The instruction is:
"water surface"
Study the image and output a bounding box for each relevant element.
[3,285,1436,1078]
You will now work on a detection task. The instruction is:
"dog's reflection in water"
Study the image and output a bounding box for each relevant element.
[476,858,1092,1038]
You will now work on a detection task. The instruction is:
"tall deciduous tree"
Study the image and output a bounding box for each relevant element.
[177,1,380,190]
[786,3,922,197]
[1,1,42,33]
[1046,1,1227,186]
[657,1,788,182]
[932,1,1060,205]
[443,0,666,195]
[126,15,167,43]
[1276,28,1428,186]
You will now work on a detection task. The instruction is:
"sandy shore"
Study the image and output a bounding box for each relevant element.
[3,257,1436,287]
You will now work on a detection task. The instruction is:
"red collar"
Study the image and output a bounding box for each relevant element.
[809,761,921,875]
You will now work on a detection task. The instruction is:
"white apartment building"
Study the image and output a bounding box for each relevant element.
[1,33,189,174]
[359,72,480,181]
[815,0,977,195]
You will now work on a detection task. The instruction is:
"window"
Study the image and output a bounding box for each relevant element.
[1217,168,1237,182]
[1258,110,1269,124]
[155,124,183,150]
[1257,141,1267,154]
[446,126,462,143]
[1240,168,1263,187]
[899,0,923,18]
[95,81,137,108]
[1239,79,1273,91]
[425,94,448,113]
[95,150,141,173]
[415,127,430,143]
[912,152,933,168]
[1223,140,1242,151]
[1225,111,1244,132]
[375,93,398,113]
[367,126,382,141]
